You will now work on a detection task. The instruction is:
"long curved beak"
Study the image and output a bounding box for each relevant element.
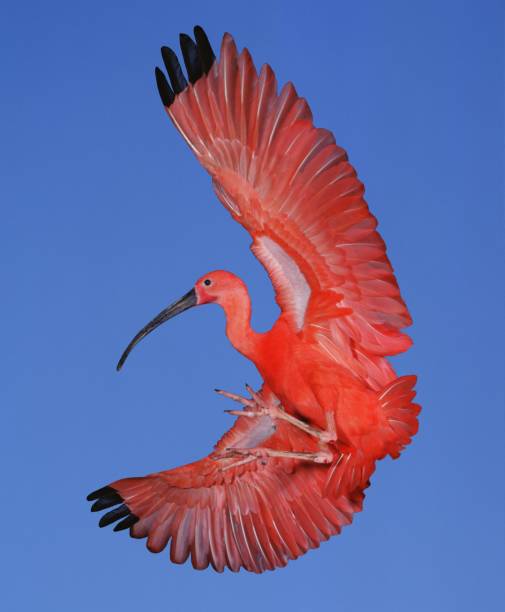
[116,288,197,371]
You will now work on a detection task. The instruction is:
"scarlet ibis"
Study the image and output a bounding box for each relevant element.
[88,26,420,573]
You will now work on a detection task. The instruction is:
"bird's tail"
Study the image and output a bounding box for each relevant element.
[378,374,420,459]
[324,375,420,497]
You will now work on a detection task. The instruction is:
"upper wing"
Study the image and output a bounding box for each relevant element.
[155,27,412,388]
[88,389,365,573]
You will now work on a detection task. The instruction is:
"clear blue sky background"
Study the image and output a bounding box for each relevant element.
[2,1,503,610]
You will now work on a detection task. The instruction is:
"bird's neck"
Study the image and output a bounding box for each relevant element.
[221,292,260,360]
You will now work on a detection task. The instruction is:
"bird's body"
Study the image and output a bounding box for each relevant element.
[203,270,415,486]
[254,317,367,432]
[88,26,420,573]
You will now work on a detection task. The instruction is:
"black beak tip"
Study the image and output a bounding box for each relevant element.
[114,288,196,374]
[116,353,127,371]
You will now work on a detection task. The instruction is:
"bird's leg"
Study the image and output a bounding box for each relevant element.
[216,384,336,444]
[216,446,334,470]
[217,455,258,471]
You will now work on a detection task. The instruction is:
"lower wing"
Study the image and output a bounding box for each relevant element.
[87,389,366,573]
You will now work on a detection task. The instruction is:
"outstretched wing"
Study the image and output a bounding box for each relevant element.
[154,27,413,389]
[88,390,365,573]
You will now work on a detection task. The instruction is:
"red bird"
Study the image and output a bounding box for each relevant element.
[88,26,420,573]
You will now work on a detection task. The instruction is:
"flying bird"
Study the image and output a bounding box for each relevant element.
[87,26,420,573]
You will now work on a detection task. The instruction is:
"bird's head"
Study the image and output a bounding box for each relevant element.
[194,270,248,305]
[116,270,247,371]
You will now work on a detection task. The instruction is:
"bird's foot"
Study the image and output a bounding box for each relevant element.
[216,384,337,444]
[215,387,256,409]
[215,445,334,471]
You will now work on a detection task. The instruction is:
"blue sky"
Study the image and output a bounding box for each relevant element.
[2,0,504,610]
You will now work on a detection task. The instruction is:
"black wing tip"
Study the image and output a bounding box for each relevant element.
[113,514,139,532]
[179,32,193,44]
[179,31,202,84]
[87,486,139,531]
[193,25,215,73]
[160,44,173,56]
[87,485,120,502]
[155,67,175,107]
[98,504,130,528]
[90,490,123,512]
[155,25,216,106]
[160,45,188,94]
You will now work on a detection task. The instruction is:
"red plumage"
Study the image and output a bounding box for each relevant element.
[88,26,419,573]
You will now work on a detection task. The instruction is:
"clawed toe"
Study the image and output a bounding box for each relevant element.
[214,388,255,408]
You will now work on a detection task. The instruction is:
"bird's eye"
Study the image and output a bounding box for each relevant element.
[204,279,212,286]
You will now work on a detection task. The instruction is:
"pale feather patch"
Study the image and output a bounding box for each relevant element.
[253,236,311,331]
[237,415,276,449]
